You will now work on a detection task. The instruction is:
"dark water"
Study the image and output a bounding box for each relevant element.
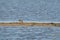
[0,0,60,22]
[0,26,60,40]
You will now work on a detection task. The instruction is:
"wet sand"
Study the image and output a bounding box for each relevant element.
[0,22,60,26]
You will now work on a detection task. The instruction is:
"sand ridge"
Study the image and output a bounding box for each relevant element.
[0,21,60,26]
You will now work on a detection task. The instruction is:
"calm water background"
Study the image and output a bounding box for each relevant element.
[0,0,60,22]
[0,0,60,40]
[0,26,60,40]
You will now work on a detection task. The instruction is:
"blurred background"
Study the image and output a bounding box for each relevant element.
[0,0,60,22]
[0,0,60,40]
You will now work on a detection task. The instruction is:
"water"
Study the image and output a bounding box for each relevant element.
[0,26,60,40]
[0,0,60,39]
[0,0,60,22]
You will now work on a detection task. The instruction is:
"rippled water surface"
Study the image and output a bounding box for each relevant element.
[0,0,60,22]
[0,26,60,40]
[0,0,60,40]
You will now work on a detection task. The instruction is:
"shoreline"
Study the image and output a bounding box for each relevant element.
[0,21,60,26]
[0,21,60,23]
